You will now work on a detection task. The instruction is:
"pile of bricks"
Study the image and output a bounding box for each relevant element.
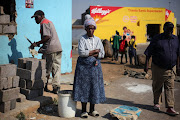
[0,64,20,113]
[17,58,46,100]
[0,6,17,35]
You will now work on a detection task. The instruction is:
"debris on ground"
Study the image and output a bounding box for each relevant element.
[110,105,142,120]
[124,69,151,80]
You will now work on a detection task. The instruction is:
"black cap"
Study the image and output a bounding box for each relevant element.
[31,10,44,18]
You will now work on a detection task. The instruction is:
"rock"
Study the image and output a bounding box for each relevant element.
[137,54,152,68]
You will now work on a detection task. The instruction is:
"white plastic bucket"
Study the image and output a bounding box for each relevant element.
[58,90,77,118]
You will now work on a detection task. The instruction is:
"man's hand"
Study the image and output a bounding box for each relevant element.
[144,56,150,73]
[30,42,37,49]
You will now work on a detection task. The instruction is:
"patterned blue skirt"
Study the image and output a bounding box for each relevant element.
[73,56,106,104]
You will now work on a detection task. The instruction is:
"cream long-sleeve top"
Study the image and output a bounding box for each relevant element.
[78,34,105,58]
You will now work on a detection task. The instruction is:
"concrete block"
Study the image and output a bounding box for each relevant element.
[26,59,46,71]
[26,59,39,71]
[10,99,16,110]
[0,77,8,90]
[0,15,10,24]
[12,76,20,88]
[26,79,45,89]
[39,59,46,70]
[17,68,46,80]
[19,79,26,88]
[18,58,37,69]
[7,77,13,89]
[0,87,20,102]
[20,88,39,100]
[0,25,2,33]
[0,64,17,78]
[16,93,26,103]
[0,101,10,113]
[3,24,17,34]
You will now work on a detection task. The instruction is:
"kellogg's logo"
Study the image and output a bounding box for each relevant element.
[91,8,111,15]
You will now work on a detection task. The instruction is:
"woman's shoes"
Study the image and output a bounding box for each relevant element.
[89,111,99,117]
[81,112,88,118]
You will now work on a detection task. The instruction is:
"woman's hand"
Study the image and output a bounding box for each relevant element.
[89,49,100,56]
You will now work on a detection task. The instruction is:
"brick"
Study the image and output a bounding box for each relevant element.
[0,77,8,90]
[0,87,20,102]
[0,15,10,24]
[19,79,26,88]
[0,101,10,113]
[17,68,46,80]
[0,25,2,33]
[0,64,17,78]
[3,24,17,34]
[12,76,19,88]
[16,93,26,103]
[26,79,45,89]
[7,77,13,89]
[20,88,39,100]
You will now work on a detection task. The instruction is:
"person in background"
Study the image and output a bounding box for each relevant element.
[111,30,121,61]
[31,10,62,94]
[119,35,128,64]
[128,35,137,65]
[144,22,179,116]
[73,16,106,118]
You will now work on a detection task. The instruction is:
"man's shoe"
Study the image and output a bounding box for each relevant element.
[52,86,60,94]
[166,108,179,116]
[153,104,160,110]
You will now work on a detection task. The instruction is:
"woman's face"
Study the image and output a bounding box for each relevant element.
[86,25,95,37]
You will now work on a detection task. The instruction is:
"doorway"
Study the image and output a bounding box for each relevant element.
[146,24,160,41]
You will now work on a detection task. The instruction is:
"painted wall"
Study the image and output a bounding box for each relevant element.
[90,6,176,43]
[0,0,72,73]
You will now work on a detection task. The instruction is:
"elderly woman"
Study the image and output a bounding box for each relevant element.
[73,17,106,118]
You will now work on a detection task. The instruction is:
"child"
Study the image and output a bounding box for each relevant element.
[112,30,121,61]
[128,35,137,65]
[119,36,128,64]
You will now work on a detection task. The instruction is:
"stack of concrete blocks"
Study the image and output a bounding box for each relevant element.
[17,58,46,100]
[0,64,20,113]
[0,6,17,35]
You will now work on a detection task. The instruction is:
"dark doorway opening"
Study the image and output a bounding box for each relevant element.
[147,24,160,41]
[0,0,16,22]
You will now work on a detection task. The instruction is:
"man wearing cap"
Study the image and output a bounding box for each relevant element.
[31,10,62,94]
[144,22,179,116]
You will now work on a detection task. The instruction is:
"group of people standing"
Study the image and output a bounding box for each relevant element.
[111,27,137,65]
[30,10,179,118]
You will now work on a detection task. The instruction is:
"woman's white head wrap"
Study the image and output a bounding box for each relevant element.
[84,14,96,29]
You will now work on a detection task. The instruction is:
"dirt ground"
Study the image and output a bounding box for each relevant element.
[21,44,158,120]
